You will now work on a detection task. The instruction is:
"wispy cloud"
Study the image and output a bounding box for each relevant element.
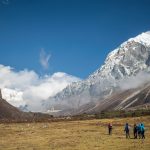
[1,0,10,5]
[118,71,150,90]
[39,48,51,70]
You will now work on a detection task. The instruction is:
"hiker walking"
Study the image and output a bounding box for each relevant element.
[124,123,130,139]
[133,124,138,139]
[137,123,141,139]
[108,123,112,135]
[141,123,145,139]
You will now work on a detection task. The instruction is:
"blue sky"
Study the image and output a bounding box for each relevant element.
[0,0,150,78]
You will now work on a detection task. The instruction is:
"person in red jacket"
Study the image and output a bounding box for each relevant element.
[108,123,112,135]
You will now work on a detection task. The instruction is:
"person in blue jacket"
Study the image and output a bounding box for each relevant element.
[137,123,141,139]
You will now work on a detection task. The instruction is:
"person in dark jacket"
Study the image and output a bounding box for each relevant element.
[108,123,112,135]
[141,123,145,139]
[124,123,130,139]
[133,124,138,139]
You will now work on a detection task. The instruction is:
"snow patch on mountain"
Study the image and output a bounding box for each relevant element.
[128,32,150,46]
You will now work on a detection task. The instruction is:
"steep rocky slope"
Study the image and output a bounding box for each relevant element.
[77,83,150,114]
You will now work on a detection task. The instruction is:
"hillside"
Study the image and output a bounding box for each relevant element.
[0,89,26,121]
[76,83,150,115]
[0,89,53,122]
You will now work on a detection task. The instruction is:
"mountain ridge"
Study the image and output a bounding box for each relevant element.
[44,31,150,114]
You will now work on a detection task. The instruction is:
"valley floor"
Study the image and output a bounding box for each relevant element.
[0,116,150,150]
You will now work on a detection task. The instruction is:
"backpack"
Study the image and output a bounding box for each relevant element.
[141,125,145,132]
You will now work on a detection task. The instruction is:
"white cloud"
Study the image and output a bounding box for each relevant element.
[0,64,80,111]
[118,71,150,90]
[2,88,25,107]
[39,49,51,70]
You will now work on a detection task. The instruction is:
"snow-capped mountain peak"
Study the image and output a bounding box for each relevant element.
[128,31,150,46]
[45,31,150,112]
[89,31,150,80]
[107,31,150,59]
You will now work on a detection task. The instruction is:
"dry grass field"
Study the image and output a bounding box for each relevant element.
[0,116,150,150]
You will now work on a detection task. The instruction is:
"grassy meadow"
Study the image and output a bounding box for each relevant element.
[0,116,150,150]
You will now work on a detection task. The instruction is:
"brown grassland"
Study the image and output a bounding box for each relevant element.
[0,116,150,150]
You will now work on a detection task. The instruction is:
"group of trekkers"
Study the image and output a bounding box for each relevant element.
[124,123,145,139]
[108,123,145,139]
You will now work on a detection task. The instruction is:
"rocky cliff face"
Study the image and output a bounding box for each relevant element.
[44,32,150,113]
